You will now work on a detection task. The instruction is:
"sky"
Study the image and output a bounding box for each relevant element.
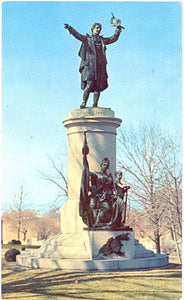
[2,1,182,213]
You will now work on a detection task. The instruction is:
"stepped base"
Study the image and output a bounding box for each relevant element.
[16,254,168,270]
[16,230,169,270]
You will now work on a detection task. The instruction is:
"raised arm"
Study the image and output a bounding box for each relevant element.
[64,24,86,42]
[103,26,122,45]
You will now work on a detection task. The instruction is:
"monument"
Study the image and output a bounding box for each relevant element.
[16,14,168,270]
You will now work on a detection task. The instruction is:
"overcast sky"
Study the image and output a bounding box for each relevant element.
[2,1,182,212]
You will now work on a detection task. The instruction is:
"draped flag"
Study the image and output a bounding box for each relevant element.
[79,132,94,227]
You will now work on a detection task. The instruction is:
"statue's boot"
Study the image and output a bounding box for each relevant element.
[93,91,100,107]
[80,89,90,108]
[80,101,87,109]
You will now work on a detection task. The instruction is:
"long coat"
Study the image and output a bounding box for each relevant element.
[67,26,122,91]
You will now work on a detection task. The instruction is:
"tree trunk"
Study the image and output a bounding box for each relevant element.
[154,231,161,253]
[18,228,20,241]
[1,218,3,244]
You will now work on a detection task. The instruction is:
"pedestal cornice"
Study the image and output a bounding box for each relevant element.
[63,107,122,131]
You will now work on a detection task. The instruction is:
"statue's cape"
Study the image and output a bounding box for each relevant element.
[78,35,106,73]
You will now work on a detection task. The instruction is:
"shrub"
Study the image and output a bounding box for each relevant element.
[8,239,21,245]
[5,248,20,262]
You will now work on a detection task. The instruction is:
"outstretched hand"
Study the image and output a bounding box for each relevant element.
[64,23,70,29]
[117,25,125,30]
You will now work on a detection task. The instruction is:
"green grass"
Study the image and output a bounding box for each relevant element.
[1,255,182,300]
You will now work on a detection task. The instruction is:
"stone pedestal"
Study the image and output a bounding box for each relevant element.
[61,107,122,233]
[16,107,169,270]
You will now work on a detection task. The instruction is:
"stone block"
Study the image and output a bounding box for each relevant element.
[88,230,135,259]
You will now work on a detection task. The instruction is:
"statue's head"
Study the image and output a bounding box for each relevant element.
[115,171,123,180]
[100,157,110,170]
[91,23,102,35]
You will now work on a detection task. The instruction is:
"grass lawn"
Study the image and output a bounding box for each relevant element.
[1,253,182,300]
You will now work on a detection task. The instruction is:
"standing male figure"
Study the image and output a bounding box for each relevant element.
[64,22,122,108]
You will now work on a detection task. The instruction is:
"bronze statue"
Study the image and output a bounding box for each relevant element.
[89,157,116,228]
[114,171,130,224]
[64,15,124,108]
[80,134,131,230]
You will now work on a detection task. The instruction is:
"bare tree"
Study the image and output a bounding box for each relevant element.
[3,186,37,241]
[38,154,68,208]
[20,209,38,241]
[158,137,182,261]
[33,209,60,240]
[3,208,60,243]
[118,125,181,254]
[9,186,28,241]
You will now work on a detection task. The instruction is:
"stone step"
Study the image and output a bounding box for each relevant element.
[47,233,86,246]
[16,253,169,270]
[26,233,90,259]
[134,239,154,258]
[34,245,90,259]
